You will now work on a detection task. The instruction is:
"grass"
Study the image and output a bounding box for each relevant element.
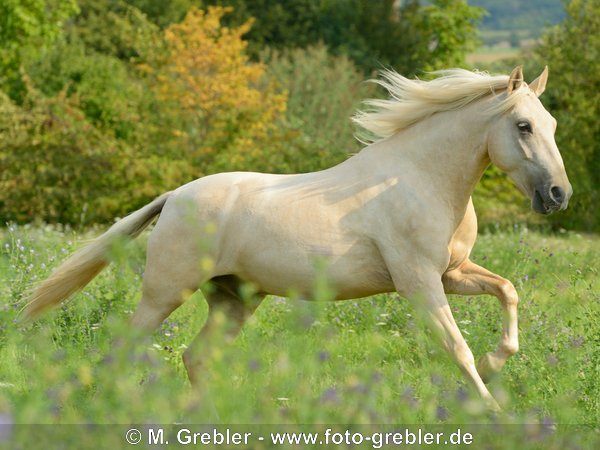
[0,224,599,448]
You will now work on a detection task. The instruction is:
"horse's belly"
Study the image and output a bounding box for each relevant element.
[234,241,395,300]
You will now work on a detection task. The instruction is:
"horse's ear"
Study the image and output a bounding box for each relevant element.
[507,65,524,94]
[529,65,549,97]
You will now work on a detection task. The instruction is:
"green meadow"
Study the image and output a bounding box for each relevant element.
[0,224,598,448]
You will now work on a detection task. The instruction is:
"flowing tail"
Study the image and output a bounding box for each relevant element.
[22,192,173,320]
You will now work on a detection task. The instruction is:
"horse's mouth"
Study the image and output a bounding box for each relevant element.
[532,189,560,215]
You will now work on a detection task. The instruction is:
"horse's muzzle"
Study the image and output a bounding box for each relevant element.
[532,184,572,215]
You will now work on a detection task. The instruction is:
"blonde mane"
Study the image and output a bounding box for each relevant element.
[353,68,528,143]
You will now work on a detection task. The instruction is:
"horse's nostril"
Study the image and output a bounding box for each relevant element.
[550,186,565,203]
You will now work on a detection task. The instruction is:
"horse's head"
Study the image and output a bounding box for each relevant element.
[487,66,572,214]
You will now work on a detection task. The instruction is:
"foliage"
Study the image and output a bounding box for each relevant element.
[0,5,288,224]
[0,78,167,224]
[412,0,485,70]
[26,39,146,139]
[204,0,483,74]
[0,0,79,98]
[532,0,600,231]
[71,0,162,61]
[124,0,197,28]
[1,225,599,446]
[140,6,287,173]
[262,45,370,173]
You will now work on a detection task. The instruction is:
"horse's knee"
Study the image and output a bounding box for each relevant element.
[498,279,519,306]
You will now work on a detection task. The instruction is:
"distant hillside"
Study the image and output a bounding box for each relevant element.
[470,0,565,34]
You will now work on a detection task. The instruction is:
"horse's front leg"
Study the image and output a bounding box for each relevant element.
[400,274,501,411]
[442,259,519,383]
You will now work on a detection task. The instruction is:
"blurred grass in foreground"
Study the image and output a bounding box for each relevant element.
[0,225,598,448]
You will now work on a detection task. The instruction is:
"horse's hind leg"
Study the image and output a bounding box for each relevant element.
[130,276,198,331]
[442,259,519,383]
[183,276,261,386]
[130,231,205,331]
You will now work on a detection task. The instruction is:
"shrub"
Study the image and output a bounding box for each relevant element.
[138,6,287,174]
[261,45,372,173]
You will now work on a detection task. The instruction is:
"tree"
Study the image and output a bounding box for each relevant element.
[0,5,288,224]
[0,0,79,99]
[203,0,483,75]
[140,6,287,173]
[406,0,484,71]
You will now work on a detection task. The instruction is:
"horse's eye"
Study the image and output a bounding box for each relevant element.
[517,121,532,134]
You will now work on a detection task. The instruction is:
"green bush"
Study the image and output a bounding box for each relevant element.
[0,0,79,100]
[261,45,372,173]
[0,81,187,225]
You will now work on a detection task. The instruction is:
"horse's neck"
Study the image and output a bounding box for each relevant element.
[359,102,491,221]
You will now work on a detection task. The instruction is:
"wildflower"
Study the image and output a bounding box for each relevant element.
[436,406,449,421]
[348,382,369,395]
[320,388,339,404]
[570,336,584,348]
[456,386,468,403]
[546,353,558,366]
[248,359,260,371]
[317,351,330,362]
[401,386,419,408]
[541,416,556,435]
[430,373,443,386]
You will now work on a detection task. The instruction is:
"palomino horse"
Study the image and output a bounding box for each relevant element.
[24,66,571,411]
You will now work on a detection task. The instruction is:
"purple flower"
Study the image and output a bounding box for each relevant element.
[456,386,468,403]
[570,336,584,348]
[317,351,330,362]
[430,373,443,385]
[248,359,260,371]
[436,406,449,421]
[320,388,339,404]
[401,386,419,408]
